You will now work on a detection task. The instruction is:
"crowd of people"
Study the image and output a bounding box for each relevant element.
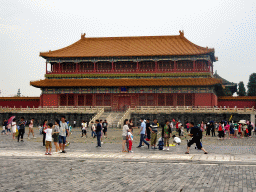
[1,116,255,155]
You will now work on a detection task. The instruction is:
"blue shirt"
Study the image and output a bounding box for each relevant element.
[140,121,146,134]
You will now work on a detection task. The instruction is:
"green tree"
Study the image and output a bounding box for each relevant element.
[247,73,256,96]
[17,89,21,97]
[237,81,246,96]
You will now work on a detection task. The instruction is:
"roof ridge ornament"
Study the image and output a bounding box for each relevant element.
[179,30,184,37]
[81,33,86,39]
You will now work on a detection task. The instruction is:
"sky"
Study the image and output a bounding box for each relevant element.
[0,0,255,97]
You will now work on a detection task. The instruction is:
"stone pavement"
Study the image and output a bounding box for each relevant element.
[2,128,256,191]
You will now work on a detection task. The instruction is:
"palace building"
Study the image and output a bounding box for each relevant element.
[30,31,223,110]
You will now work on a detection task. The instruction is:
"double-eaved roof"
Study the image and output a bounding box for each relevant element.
[40,31,215,59]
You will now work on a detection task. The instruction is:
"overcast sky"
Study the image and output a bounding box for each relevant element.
[0,0,255,96]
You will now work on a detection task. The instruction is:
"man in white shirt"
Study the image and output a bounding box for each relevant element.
[137,118,150,149]
[172,135,181,145]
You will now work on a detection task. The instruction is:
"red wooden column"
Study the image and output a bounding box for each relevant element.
[93,62,96,72]
[136,61,139,72]
[46,61,47,74]
[154,61,158,72]
[193,60,196,72]
[58,63,61,73]
[111,61,114,72]
[75,63,78,73]
[174,61,177,72]
[208,60,211,72]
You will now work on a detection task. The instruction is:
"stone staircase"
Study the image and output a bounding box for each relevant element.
[98,112,125,128]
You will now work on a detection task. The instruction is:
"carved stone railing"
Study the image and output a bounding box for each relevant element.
[88,108,105,127]
[130,106,255,114]
[0,106,103,114]
[117,107,132,128]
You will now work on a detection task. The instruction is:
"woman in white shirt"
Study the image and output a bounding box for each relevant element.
[11,118,17,140]
[122,119,130,152]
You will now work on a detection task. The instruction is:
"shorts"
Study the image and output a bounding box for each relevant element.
[29,128,34,133]
[59,136,66,144]
[46,141,52,148]
[103,128,107,133]
[82,130,87,134]
[122,136,127,140]
[187,138,202,149]
[53,133,59,142]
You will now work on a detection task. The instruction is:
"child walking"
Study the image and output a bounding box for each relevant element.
[44,123,53,155]
[128,131,133,153]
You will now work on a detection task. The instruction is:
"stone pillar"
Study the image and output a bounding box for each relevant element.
[250,113,255,127]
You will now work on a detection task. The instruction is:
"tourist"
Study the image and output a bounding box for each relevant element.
[172,135,181,145]
[122,119,130,152]
[243,123,248,137]
[200,121,204,132]
[52,120,60,152]
[186,121,190,132]
[128,119,135,133]
[225,123,230,139]
[234,121,238,138]
[185,122,208,154]
[150,119,159,149]
[6,120,11,135]
[95,119,102,147]
[81,120,87,138]
[42,120,48,146]
[127,128,133,153]
[162,120,171,151]
[18,117,26,142]
[146,119,151,141]
[28,118,36,139]
[177,122,182,137]
[1,119,7,135]
[44,123,53,155]
[248,122,253,137]
[238,123,243,138]
[229,122,234,138]
[137,118,150,149]
[59,116,69,153]
[73,120,76,128]
[11,118,17,139]
[206,123,211,136]
[91,121,96,138]
[100,120,103,144]
[209,122,215,137]
[102,120,108,138]
[218,122,224,140]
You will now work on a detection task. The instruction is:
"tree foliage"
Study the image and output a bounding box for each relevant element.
[237,81,246,96]
[247,73,256,96]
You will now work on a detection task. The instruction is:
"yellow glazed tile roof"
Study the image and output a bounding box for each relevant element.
[40,31,214,58]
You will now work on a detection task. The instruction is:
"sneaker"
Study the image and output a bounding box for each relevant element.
[45,152,48,155]
[61,151,66,153]
[136,146,141,148]
[167,147,169,151]
[48,152,52,155]
[21,140,24,142]
[129,151,133,153]
[101,142,103,144]
[33,137,36,139]
[163,147,166,151]
[27,137,30,140]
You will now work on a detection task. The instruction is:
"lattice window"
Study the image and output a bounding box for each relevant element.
[185,94,192,106]
[147,94,155,106]
[166,94,174,106]
[139,95,146,106]
[104,94,111,106]
[68,95,74,106]
[78,95,85,106]
[60,94,67,106]
[158,94,165,106]
[85,94,93,106]
[96,94,103,106]
[177,94,185,106]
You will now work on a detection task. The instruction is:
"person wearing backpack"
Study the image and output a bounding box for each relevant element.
[185,122,208,154]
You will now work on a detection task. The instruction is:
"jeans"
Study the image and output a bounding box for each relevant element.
[96,131,101,147]
[91,131,96,137]
[138,134,149,147]
[18,129,25,142]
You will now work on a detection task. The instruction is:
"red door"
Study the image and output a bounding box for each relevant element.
[118,96,131,111]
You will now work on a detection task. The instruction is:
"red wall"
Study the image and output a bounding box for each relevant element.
[218,100,256,108]
[0,99,40,108]
[194,93,216,107]
[41,94,58,106]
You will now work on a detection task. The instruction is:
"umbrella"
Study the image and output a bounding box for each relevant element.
[7,116,15,124]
